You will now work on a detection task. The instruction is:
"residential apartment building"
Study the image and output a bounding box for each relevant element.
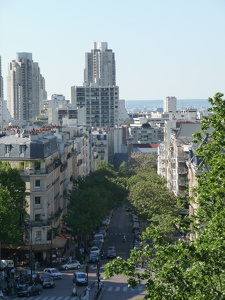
[71,85,119,127]
[0,56,3,100]
[90,129,108,170]
[158,122,201,197]
[47,94,77,126]
[84,42,116,87]
[7,52,47,120]
[164,96,177,113]
[0,127,78,260]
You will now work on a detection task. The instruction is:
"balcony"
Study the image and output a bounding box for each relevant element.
[178,167,187,174]
[178,179,188,186]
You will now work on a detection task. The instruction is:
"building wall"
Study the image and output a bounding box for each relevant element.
[7,52,47,120]
[0,129,78,246]
[84,42,116,87]
[72,86,119,127]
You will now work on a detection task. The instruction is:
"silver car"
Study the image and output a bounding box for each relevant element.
[44,268,62,279]
[61,260,81,270]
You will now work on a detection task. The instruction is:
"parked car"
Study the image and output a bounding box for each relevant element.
[93,234,104,244]
[107,249,117,259]
[98,228,107,238]
[89,253,99,263]
[44,268,62,279]
[42,277,55,288]
[73,272,88,286]
[17,283,43,297]
[132,222,140,233]
[34,272,51,284]
[90,246,100,255]
[93,240,103,250]
[60,260,81,270]
[107,246,116,251]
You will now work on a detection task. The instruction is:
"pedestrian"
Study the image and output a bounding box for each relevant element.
[1,269,5,281]
[4,269,8,283]
[10,268,15,279]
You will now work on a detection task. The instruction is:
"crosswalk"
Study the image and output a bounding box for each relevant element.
[106,286,145,292]
[5,297,74,300]
[5,286,145,299]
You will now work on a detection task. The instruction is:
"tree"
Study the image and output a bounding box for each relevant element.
[127,154,180,238]
[65,162,128,238]
[0,162,26,245]
[105,93,225,299]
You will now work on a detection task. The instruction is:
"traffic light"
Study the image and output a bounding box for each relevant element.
[97,262,101,270]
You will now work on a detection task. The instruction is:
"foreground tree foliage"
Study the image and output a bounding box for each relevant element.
[105,93,225,299]
[65,162,128,237]
[0,162,26,245]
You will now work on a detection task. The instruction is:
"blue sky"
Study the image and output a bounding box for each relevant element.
[1,0,225,100]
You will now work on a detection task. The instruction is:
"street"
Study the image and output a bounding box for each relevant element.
[100,206,147,300]
[3,206,146,300]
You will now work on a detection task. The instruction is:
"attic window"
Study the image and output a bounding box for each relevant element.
[5,145,11,154]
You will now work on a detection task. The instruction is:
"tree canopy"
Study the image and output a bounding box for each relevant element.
[0,161,27,245]
[105,93,225,299]
[65,162,128,236]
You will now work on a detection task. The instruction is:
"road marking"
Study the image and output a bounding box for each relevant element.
[123,286,128,291]
[115,287,120,291]
[108,287,113,291]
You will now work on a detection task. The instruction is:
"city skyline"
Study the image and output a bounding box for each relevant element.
[1,0,225,101]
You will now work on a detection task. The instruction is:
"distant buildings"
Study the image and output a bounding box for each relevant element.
[71,42,128,128]
[7,52,47,120]
[0,56,3,100]
[84,42,116,87]
[163,96,177,113]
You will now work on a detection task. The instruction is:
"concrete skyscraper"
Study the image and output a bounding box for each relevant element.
[71,42,119,127]
[7,53,47,120]
[0,56,3,100]
[84,42,116,87]
[164,96,177,113]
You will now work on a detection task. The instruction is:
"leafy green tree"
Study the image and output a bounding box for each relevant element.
[65,163,128,237]
[105,93,225,299]
[0,162,26,245]
[127,154,180,237]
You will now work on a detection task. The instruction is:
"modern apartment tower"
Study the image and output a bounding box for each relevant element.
[84,42,116,87]
[164,96,177,113]
[71,42,119,127]
[0,56,3,99]
[7,53,47,120]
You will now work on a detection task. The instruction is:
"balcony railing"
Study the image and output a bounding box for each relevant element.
[178,167,187,174]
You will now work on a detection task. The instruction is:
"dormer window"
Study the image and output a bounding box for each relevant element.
[5,145,11,154]
[19,145,26,154]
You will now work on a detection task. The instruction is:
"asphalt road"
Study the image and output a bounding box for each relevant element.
[100,206,147,300]
[3,206,146,300]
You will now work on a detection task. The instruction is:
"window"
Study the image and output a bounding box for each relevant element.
[35,214,41,221]
[19,145,26,154]
[34,196,41,205]
[5,145,11,154]
[35,231,41,240]
[35,180,41,187]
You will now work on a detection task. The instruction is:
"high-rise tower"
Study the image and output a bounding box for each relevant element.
[0,56,3,100]
[84,42,116,87]
[71,42,119,127]
[7,53,47,120]
[163,96,177,113]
